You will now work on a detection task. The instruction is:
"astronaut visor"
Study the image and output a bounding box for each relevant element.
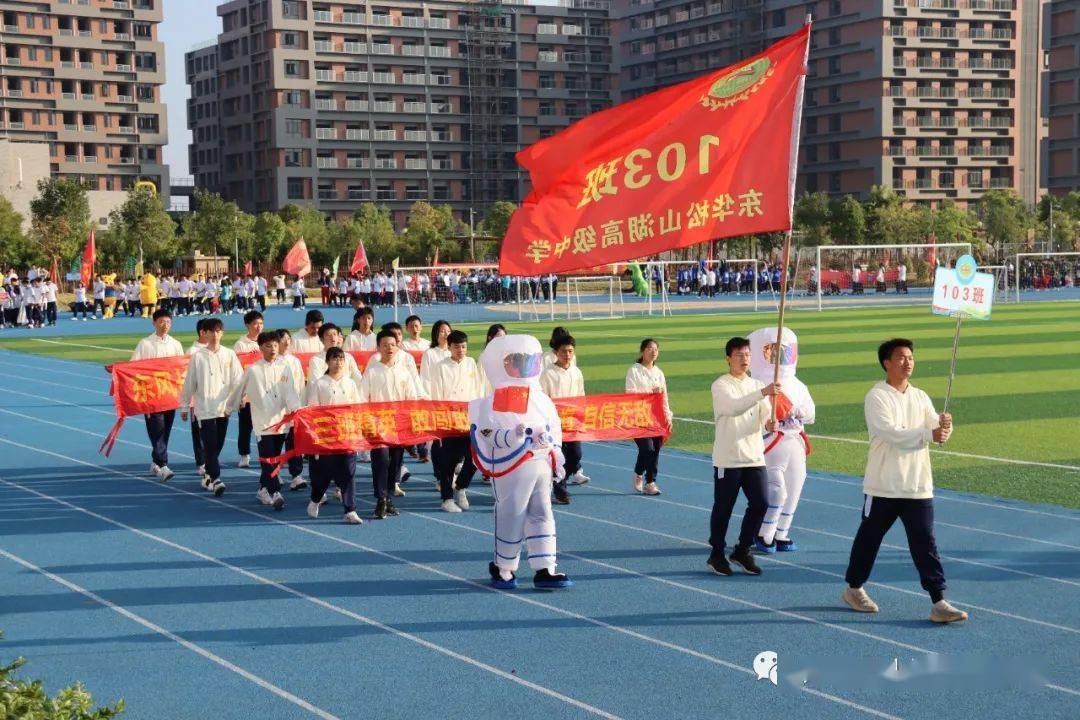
[766,343,798,366]
[503,352,542,378]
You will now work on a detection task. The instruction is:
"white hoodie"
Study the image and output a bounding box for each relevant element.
[178,346,243,420]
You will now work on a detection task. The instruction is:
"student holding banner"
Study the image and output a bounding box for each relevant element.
[229,331,303,511]
[428,329,482,513]
[233,310,264,469]
[625,338,672,496]
[273,329,308,489]
[131,308,184,481]
[305,347,363,525]
[539,334,587,504]
[179,318,244,497]
[305,323,364,393]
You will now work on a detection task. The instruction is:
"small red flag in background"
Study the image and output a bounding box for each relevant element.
[349,241,368,274]
[50,255,59,284]
[80,228,96,286]
[282,237,312,277]
[499,25,810,276]
[243,259,252,275]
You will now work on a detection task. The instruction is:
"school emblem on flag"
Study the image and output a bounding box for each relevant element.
[701,57,774,110]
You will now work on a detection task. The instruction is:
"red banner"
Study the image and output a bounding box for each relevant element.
[262,393,671,464]
[350,241,368,274]
[499,26,809,276]
[99,355,191,456]
[80,229,96,287]
[283,238,311,277]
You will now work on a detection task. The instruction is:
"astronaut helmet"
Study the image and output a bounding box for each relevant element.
[749,326,799,382]
[480,334,544,390]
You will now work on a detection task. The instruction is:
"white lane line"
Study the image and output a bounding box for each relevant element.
[3,405,1078,638]
[31,338,131,354]
[668,416,1080,473]
[0,472,624,720]
[0,437,898,720]
[0,545,340,720]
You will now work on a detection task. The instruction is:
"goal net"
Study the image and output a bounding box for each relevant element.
[793,243,972,310]
[563,275,625,321]
[1014,252,1080,302]
[392,264,499,319]
[646,258,776,312]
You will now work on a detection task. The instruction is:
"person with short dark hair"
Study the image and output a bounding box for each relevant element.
[401,315,430,352]
[841,339,967,623]
[132,309,184,480]
[706,337,780,577]
[539,334,587,503]
[292,309,325,353]
[231,310,265,468]
[428,329,482,512]
[306,345,363,524]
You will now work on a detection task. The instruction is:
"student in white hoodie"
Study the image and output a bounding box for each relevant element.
[179,317,244,496]
[343,307,377,351]
[400,315,431,352]
[292,309,325,353]
[228,331,303,511]
[539,334,587,504]
[305,323,363,392]
[625,338,673,496]
[132,309,185,480]
[232,310,264,468]
[418,319,452,391]
[305,346,363,525]
[428,330,482,513]
[842,338,967,624]
[706,337,779,578]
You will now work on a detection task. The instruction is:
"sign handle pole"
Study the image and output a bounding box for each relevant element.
[771,230,794,423]
[942,313,963,416]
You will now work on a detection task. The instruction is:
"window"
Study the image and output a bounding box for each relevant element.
[828,57,841,75]
[539,73,555,89]
[829,86,840,103]
[282,32,298,48]
[284,60,300,77]
[828,172,840,193]
[283,90,302,105]
[772,10,784,29]
[829,28,840,46]
[806,144,818,162]
[829,114,841,132]
[287,177,305,199]
[285,149,303,167]
[829,143,840,161]
[285,118,304,137]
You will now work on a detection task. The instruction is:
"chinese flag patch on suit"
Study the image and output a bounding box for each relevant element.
[499,25,810,276]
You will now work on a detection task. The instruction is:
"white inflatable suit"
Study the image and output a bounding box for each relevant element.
[749,327,816,551]
[470,335,571,589]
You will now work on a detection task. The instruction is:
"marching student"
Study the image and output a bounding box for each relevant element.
[131,309,185,480]
[842,338,967,623]
[419,319,452,391]
[357,328,427,518]
[25,277,44,328]
[428,329,482,512]
[72,281,89,321]
[232,310,264,468]
[544,327,576,369]
[344,307,377,351]
[305,346,363,525]
[179,317,243,497]
[292,309,325,353]
[228,331,303,511]
[43,275,58,326]
[706,337,778,578]
[539,333,587,504]
[366,321,427,471]
[291,275,306,309]
[401,315,430,352]
[274,329,308,490]
[92,274,106,317]
[187,319,210,477]
[273,272,287,304]
[625,338,673,496]
[255,272,268,310]
[306,323,364,391]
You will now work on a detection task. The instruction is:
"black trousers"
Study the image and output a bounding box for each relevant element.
[634,437,663,483]
[432,437,476,500]
[93,298,105,315]
[312,454,356,512]
[144,410,175,467]
[370,446,404,500]
[238,404,253,457]
[276,289,286,303]
[197,416,229,481]
[45,301,57,324]
[709,465,768,555]
[190,418,205,467]
[284,429,304,478]
[257,433,286,494]
[845,495,946,602]
[256,294,266,311]
[558,441,582,491]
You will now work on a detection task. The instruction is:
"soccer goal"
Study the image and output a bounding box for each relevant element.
[977,264,1012,304]
[563,274,625,320]
[647,258,774,312]
[1014,252,1080,303]
[794,243,973,311]
[392,264,499,321]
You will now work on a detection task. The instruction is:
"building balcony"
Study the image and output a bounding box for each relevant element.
[403,130,428,141]
[371,101,395,112]
[373,130,397,140]
[315,99,338,110]
[346,158,370,169]
[374,159,397,169]
[346,129,370,140]
[538,51,559,62]
[402,102,426,112]
[401,17,424,29]
[345,100,369,111]
[370,44,394,55]
[401,46,425,57]
[317,157,339,168]
[375,190,397,200]
[343,42,367,54]
[370,72,395,84]
[342,13,364,25]
[370,16,394,27]
[344,71,368,83]
[428,46,451,58]
[429,18,449,30]
[316,128,338,139]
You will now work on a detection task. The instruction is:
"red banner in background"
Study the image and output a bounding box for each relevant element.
[100,355,191,456]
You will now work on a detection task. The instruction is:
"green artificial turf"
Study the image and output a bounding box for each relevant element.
[1,302,1077,508]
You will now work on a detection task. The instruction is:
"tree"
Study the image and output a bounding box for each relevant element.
[183,189,253,269]
[351,204,398,265]
[1,631,123,719]
[0,196,37,269]
[929,199,979,248]
[827,195,866,245]
[278,205,329,265]
[977,189,1033,254]
[251,212,288,263]
[99,186,178,271]
[403,201,463,263]
[871,202,922,247]
[793,192,831,246]
[29,177,91,270]
[864,184,902,244]
[481,201,517,241]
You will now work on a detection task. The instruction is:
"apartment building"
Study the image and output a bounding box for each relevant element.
[186,0,613,226]
[612,0,1046,206]
[1046,0,1080,195]
[0,0,169,197]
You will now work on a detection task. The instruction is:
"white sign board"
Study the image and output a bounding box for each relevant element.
[932,254,994,320]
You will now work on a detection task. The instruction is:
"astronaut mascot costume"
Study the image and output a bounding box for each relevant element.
[749,327,816,553]
[469,335,573,590]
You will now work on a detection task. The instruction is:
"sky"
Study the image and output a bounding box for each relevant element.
[161,0,221,180]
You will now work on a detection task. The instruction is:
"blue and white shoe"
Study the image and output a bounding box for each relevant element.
[489,562,517,590]
[754,536,777,554]
[533,568,573,589]
[775,539,798,552]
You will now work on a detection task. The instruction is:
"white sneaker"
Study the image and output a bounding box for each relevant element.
[256,487,273,506]
[237,454,250,468]
[211,480,226,497]
[307,501,320,519]
[441,499,462,513]
[150,463,162,477]
[394,482,406,497]
[289,475,308,490]
[633,474,645,493]
[571,469,590,485]
[201,476,215,493]
[158,465,175,482]
[454,489,469,510]
[842,586,880,613]
[643,481,661,496]
[271,492,285,511]
[930,600,968,624]
[343,511,363,525]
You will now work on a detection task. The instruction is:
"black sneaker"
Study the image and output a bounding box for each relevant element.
[489,562,517,590]
[706,554,733,576]
[552,484,571,505]
[373,498,388,519]
[730,547,762,575]
[533,568,573,588]
[385,500,400,516]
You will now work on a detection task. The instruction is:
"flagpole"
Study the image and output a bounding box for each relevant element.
[772,17,812,422]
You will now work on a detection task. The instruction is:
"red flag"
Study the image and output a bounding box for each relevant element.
[349,241,368,274]
[282,237,311,277]
[928,231,937,267]
[499,25,810,276]
[80,229,96,286]
[50,255,59,284]
[243,259,252,275]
